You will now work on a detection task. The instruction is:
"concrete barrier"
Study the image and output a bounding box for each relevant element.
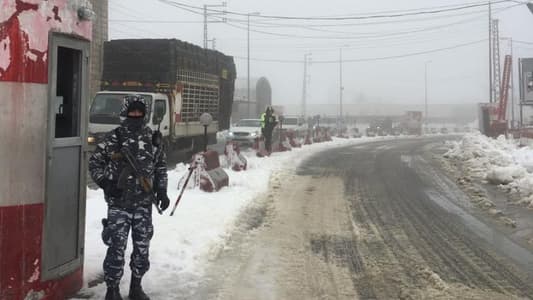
[287,131,302,148]
[304,130,313,145]
[272,130,292,152]
[224,141,247,171]
[178,150,229,192]
[253,137,270,157]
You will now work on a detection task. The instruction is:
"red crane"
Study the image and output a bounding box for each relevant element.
[486,55,512,137]
[497,55,512,122]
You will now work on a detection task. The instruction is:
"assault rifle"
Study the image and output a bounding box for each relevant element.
[112,148,163,215]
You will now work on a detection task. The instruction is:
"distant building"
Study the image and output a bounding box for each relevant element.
[232,77,271,121]
[281,102,478,124]
[89,0,108,99]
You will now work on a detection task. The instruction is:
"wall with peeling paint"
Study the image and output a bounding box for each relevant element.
[0,1,93,299]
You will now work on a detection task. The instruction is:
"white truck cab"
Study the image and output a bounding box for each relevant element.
[88,91,170,146]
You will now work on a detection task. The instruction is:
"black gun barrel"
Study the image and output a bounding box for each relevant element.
[120,148,163,215]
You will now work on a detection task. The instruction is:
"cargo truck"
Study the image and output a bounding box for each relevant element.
[88,39,236,153]
[400,111,423,135]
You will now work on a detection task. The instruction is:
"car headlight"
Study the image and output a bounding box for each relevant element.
[228,132,234,137]
[250,131,258,137]
[88,136,96,144]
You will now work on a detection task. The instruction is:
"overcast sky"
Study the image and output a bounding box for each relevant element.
[107,0,533,112]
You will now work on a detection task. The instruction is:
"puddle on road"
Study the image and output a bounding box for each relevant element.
[425,189,533,276]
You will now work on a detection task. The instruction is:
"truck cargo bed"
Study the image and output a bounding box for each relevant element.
[101,39,236,130]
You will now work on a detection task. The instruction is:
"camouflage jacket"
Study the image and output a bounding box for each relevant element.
[89,124,167,208]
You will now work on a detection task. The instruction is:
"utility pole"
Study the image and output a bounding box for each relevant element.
[489,1,493,103]
[203,2,227,49]
[204,5,208,49]
[247,12,260,118]
[302,53,311,118]
[492,19,501,104]
[510,38,515,129]
[502,37,515,128]
[518,58,520,129]
[208,38,216,50]
[247,13,250,118]
[339,48,344,120]
[519,3,533,128]
[425,61,431,129]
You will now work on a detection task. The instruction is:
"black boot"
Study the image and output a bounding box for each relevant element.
[129,276,150,300]
[105,285,123,300]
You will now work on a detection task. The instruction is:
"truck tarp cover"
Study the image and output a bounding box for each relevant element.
[102,39,236,129]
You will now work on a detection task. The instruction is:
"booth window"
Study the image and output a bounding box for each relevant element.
[55,46,82,138]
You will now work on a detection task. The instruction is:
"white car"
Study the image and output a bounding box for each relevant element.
[281,116,306,137]
[228,119,262,146]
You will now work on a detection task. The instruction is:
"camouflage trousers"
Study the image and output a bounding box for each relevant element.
[102,205,153,287]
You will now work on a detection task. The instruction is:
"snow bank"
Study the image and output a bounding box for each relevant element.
[79,136,385,299]
[445,132,533,203]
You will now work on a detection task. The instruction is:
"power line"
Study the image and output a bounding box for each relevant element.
[111,22,167,38]
[155,2,428,40]
[158,0,519,41]
[225,4,518,33]
[232,39,487,64]
[109,0,520,44]
[514,40,533,45]
[515,46,533,51]
[159,0,516,21]
[110,1,153,20]
[219,23,487,49]
[223,31,487,52]
[314,39,487,63]
[244,5,514,28]
[110,11,489,36]
[110,4,515,29]
[110,19,204,24]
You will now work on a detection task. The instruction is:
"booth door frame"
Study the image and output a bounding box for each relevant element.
[42,32,89,281]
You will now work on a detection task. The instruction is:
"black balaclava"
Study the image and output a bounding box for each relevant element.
[125,101,146,132]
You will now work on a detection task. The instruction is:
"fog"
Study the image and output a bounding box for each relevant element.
[107,0,533,118]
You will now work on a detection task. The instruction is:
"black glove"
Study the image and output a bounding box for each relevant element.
[156,189,170,212]
[98,179,123,198]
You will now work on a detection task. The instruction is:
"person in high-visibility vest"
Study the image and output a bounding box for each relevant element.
[261,106,278,152]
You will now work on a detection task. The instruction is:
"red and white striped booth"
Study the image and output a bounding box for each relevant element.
[0,1,94,299]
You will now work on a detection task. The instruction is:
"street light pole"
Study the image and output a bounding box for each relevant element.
[247,12,260,119]
[302,53,311,118]
[425,61,431,129]
[204,5,208,49]
[247,13,251,118]
[339,48,344,120]
[489,1,493,103]
[501,37,516,128]
[203,2,227,49]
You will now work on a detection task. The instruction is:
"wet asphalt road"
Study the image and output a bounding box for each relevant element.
[298,137,533,298]
[196,136,533,300]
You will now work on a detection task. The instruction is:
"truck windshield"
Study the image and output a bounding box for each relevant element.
[90,94,152,124]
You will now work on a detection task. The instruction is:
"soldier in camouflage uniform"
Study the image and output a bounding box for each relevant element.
[89,95,170,300]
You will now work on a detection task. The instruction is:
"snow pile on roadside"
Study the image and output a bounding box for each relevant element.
[444,132,533,204]
[79,136,381,299]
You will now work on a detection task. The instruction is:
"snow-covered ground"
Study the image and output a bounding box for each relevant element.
[78,135,389,299]
[444,133,533,207]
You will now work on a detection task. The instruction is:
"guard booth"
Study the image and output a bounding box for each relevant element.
[0,1,94,299]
